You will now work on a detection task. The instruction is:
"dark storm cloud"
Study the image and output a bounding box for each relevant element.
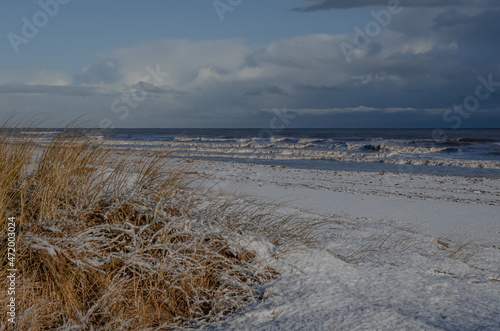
[4,0,500,129]
[381,5,500,70]
[295,84,343,93]
[245,85,288,96]
[132,81,187,96]
[431,8,500,57]
[292,0,488,11]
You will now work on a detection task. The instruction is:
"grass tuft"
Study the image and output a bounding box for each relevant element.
[0,120,323,329]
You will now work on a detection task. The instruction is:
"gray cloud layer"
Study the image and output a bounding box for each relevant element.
[2,1,500,128]
[0,85,110,97]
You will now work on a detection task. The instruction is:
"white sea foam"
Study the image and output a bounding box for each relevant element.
[99,137,500,171]
[18,129,500,175]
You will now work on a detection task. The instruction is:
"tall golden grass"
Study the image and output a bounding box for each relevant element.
[0,119,324,330]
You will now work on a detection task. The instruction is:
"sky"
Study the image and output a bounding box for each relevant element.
[1,0,499,128]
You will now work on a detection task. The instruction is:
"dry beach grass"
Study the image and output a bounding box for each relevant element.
[0,118,323,330]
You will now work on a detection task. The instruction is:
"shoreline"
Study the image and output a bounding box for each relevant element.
[183,156,500,178]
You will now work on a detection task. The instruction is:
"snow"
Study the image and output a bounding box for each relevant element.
[189,159,500,330]
[196,161,500,238]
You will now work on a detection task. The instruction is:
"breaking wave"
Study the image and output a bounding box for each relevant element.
[21,128,500,174]
[100,134,500,170]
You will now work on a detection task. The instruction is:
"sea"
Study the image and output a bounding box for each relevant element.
[23,128,500,178]
[95,128,500,179]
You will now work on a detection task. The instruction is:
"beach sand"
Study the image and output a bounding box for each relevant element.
[196,160,500,238]
[190,159,500,330]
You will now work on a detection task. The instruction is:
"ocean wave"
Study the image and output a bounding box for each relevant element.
[102,139,469,156]
[297,138,326,144]
[94,132,500,171]
[459,137,499,143]
[270,137,297,143]
[100,142,499,170]
[19,131,59,136]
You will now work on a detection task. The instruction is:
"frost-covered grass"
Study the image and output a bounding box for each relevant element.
[0,119,323,330]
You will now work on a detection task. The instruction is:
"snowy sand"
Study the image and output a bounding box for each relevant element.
[188,160,500,330]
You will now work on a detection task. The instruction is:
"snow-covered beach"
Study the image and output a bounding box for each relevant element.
[196,159,500,238]
[90,128,500,328]
[6,0,500,328]
[189,159,500,330]
[6,129,500,329]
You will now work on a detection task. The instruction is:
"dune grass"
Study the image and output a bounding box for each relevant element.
[0,120,321,330]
